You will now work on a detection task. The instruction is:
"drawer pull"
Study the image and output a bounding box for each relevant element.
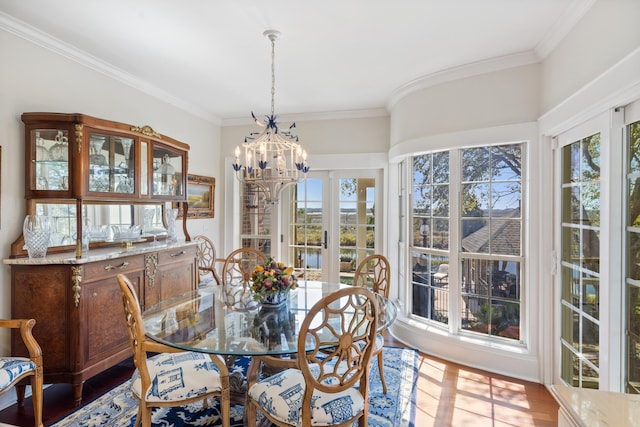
[170,251,186,257]
[104,261,129,271]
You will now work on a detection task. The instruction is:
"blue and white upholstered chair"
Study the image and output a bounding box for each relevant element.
[117,274,230,427]
[245,286,379,427]
[353,254,391,394]
[0,318,43,427]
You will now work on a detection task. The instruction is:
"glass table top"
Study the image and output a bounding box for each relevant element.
[142,280,397,356]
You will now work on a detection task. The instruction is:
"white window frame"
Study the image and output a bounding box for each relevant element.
[389,123,541,380]
[553,109,624,390]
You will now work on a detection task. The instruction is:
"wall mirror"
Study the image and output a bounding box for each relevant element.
[35,202,167,248]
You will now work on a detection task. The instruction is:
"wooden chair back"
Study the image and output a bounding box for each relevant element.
[220,248,266,309]
[353,254,391,298]
[117,274,153,382]
[298,287,378,421]
[193,234,223,285]
[117,273,231,427]
[221,247,267,285]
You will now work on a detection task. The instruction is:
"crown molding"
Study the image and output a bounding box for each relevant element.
[0,11,221,125]
[534,0,596,59]
[538,46,640,136]
[221,107,389,127]
[386,51,539,112]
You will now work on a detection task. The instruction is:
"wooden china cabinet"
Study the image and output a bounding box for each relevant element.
[4,113,198,405]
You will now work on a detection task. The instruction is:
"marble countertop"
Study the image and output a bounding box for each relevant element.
[3,240,198,265]
[551,384,640,426]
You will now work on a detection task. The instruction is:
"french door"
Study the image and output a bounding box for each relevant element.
[282,170,381,283]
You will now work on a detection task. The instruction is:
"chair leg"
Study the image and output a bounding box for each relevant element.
[30,373,43,427]
[245,399,257,427]
[359,410,368,426]
[140,406,152,427]
[133,405,142,427]
[378,352,387,394]
[15,384,26,406]
[220,394,230,427]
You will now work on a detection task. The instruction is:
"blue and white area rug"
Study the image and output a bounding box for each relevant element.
[52,346,417,426]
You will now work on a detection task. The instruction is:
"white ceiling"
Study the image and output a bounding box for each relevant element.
[1,0,594,125]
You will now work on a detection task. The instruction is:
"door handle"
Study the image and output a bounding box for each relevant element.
[323,230,328,249]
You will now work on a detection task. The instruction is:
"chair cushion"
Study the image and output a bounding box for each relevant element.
[131,352,222,403]
[0,357,36,391]
[248,368,365,426]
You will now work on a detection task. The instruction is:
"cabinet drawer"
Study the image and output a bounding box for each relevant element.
[84,255,144,280]
[158,245,196,265]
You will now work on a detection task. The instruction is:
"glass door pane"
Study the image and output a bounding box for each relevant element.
[288,176,326,281]
[338,177,376,284]
[33,128,70,192]
[626,104,640,392]
[285,171,379,283]
[560,133,601,389]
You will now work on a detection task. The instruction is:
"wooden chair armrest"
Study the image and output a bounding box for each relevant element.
[0,319,42,362]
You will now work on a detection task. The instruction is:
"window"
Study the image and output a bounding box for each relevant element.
[410,143,524,342]
[241,183,272,256]
[459,145,523,340]
[627,115,640,393]
[559,134,601,388]
[411,152,450,325]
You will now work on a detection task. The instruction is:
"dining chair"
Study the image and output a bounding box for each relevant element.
[0,319,43,427]
[245,286,379,427]
[353,253,391,394]
[117,274,231,427]
[221,247,266,309]
[193,234,224,286]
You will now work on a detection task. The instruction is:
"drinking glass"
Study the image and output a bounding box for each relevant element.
[23,215,51,258]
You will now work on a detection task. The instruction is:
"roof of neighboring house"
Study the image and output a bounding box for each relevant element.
[461,209,521,254]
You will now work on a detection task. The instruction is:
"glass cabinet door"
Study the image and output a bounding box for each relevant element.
[88,132,135,195]
[31,128,70,192]
[152,145,184,197]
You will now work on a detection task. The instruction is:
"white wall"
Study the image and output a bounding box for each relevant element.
[390,63,540,146]
[540,0,640,114]
[0,30,222,355]
[220,114,389,158]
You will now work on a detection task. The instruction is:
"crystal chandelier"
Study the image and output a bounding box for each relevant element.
[232,30,309,204]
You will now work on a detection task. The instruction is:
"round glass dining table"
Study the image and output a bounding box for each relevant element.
[142,280,397,357]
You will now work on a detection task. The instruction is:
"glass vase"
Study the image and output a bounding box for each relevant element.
[23,215,51,258]
[260,290,289,308]
[165,208,178,242]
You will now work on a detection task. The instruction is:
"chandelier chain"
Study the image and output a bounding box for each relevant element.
[270,36,276,117]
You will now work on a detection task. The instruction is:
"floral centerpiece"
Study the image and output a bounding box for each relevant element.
[250,257,298,307]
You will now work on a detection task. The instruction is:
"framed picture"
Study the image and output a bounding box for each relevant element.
[175,174,215,219]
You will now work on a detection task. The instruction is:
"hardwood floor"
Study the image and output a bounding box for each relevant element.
[0,336,559,426]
